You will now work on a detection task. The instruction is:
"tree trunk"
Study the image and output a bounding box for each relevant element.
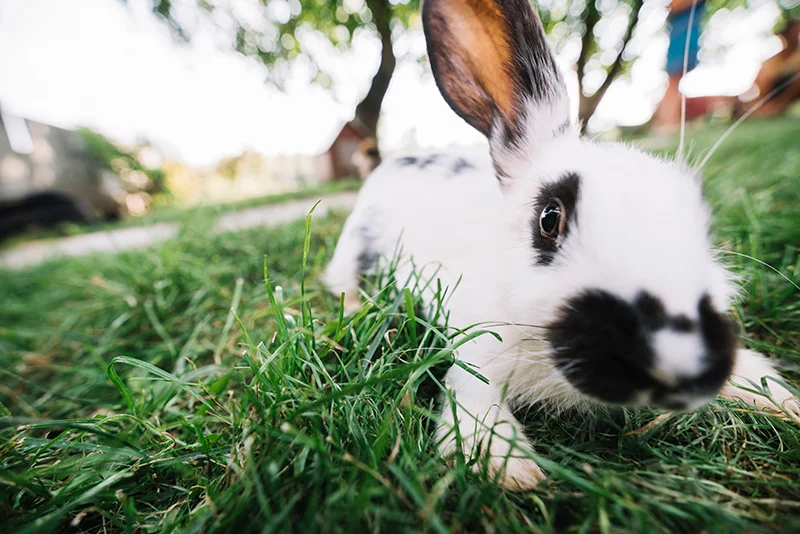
[578,0,644,132]
[576,3,601,103]
[354,0,396,137]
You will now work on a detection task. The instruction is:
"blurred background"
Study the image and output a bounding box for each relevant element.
[4,4,800,530]
[0,0,798,246]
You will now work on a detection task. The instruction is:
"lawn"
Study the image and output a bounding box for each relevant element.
[1,118,799,533]
[0,179,362,250]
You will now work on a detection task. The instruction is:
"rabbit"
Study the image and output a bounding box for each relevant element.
[323,0,800,491]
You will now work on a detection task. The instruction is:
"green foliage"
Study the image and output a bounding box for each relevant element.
[141,0,788,124]
[539,0,644,118]
[144,0,421,88]
[78,128,167,193]
[0,179,362,248]
[703,0,798,24]
[143,0,649,123]
[776,0,800,29]
[1,119,799,532]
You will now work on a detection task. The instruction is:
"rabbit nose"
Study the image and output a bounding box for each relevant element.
[547,290,737,408]
[645,345,735,410]
[648,329,707,386]
[644,295,737,407]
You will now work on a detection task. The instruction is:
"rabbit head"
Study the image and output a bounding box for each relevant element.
[423,0,737,410]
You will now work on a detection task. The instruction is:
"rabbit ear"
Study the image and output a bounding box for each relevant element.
[423,0,569,148]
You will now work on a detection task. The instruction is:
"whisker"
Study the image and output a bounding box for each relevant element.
[555,360,582,377]
[515,349,556,360]
[481,321,555,330]
[520,339,550,348]
[486,353,555,365]
[718,250,800,293]
[499,344,557,362]
[503,322,538,339]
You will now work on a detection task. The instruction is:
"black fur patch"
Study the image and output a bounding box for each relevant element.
[532,173,580,266]
[357,249,378,274]
[548,290,655,404]
[395,154,443,170]
[670,315,696,333]
[633,292,667,330]
[547,290,737,408]
[396,156,419,167]
[418,154,442,169]
[554,120,572,137]
[694,295,738,388]
[634,292,699,333]
[356,223,378,274]
[452,158,475,175]
[505,3,563,106]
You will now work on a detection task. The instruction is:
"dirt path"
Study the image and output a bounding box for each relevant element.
[0,192,358,270]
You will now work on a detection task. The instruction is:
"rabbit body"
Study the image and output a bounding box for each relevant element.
[324,148,500,322]
[323,0,799,490]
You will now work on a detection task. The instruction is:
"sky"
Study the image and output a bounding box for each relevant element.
[0,0,787,167]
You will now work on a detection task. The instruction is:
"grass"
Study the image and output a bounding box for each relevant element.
[134,179,362,227]
[0,179,362,250]
[1,118,799,533]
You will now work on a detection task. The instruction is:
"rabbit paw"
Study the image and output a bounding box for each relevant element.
[720,349,800,421]
[484,454,546,492]
[439,413,547,491]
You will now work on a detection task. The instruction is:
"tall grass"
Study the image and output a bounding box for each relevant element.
[1,119,799,532]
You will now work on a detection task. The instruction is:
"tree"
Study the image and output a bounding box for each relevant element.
[143,0,420,138]
[538,0,645,131]
[142,0,664,136]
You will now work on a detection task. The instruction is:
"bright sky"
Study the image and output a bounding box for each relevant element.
[0,0,786,167]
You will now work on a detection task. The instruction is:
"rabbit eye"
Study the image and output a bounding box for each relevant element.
[540,198,565,239]
[532,173,579,266]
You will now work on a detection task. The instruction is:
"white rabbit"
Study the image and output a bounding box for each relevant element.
[323,0,799,490]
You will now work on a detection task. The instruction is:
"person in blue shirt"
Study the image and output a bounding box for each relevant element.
[652,0,707,133]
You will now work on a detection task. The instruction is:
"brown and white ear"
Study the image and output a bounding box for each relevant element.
[423,0,571,176]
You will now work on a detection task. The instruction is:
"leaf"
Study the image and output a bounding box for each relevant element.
[107,361,135,413]
[108,356,223,419]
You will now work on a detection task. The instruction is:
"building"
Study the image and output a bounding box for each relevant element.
[313,119,374,182]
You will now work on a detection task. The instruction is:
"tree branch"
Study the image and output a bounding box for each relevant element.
[354,0,397,137]
[576,2,601,99]
[579,0,644,129]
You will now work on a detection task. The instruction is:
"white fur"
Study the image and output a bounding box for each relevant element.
[650,330,705,386]
[724,349,800,416]
[324,130,799,489]
[323,0,798,490]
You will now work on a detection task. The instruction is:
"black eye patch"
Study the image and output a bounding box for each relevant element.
[532,172,580,266]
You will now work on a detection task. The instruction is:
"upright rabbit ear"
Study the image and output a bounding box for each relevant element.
[423,0,571,169]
